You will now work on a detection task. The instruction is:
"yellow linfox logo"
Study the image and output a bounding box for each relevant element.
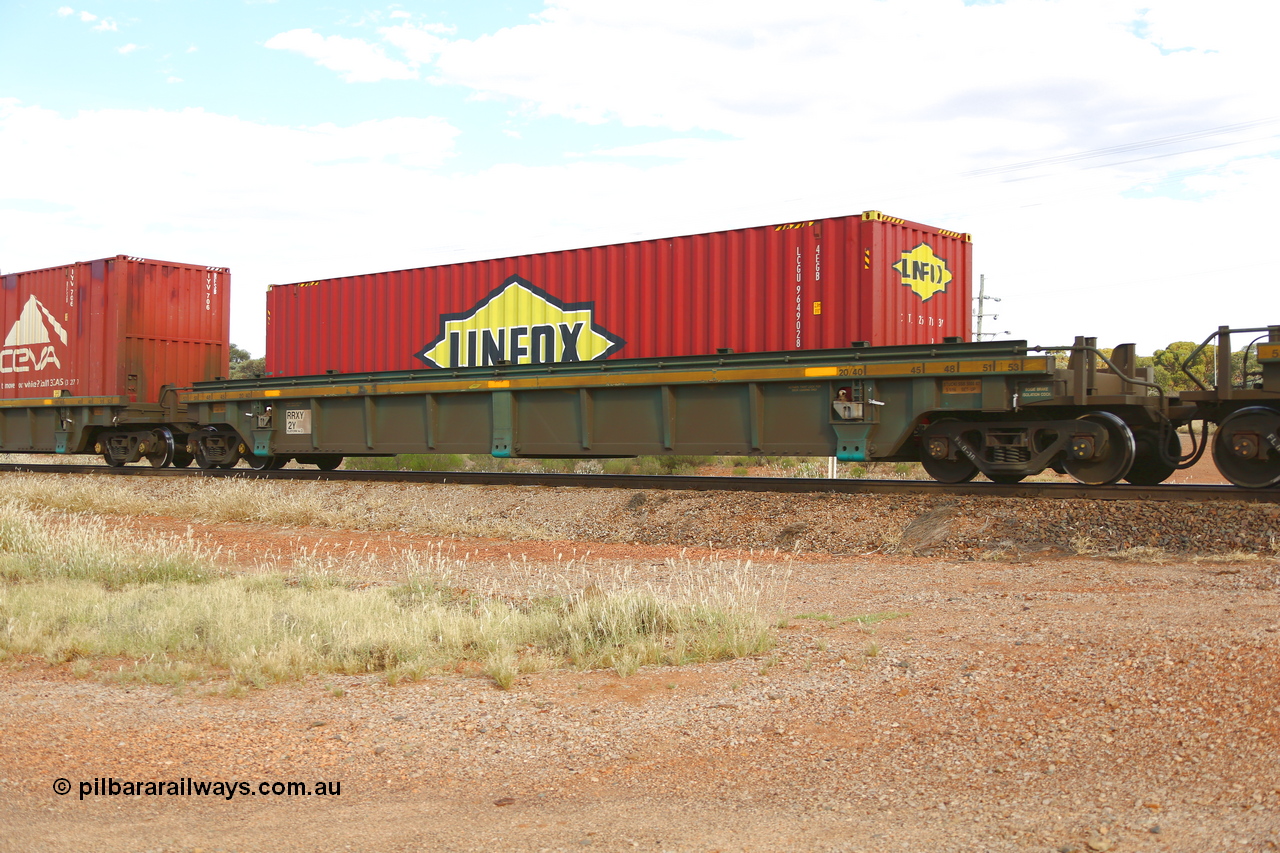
[892,243,952,302]
[415,276,626,369]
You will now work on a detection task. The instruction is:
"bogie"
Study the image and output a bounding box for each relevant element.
[187,431,241,470]
[95,428,182,468]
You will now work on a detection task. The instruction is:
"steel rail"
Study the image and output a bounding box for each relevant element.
[0,463,1275,503]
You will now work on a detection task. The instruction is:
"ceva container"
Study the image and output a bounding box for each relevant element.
[266,211,971,376]
[1,256,230,402]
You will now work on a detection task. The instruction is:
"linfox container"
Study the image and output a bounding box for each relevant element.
[0,256,230,402]
[266,211,971,376]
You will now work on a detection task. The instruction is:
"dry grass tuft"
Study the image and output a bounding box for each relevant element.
[1190,551,1264,564]
[0,473,552,541]
[0,502,779,689]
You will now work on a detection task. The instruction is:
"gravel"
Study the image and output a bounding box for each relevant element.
[1,478,1278,851]
[324,482,1280,558]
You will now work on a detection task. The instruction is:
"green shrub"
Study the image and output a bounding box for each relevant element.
[344,454,465,472]
[401,454,466,472]
[343,456,398,471]
[602,458,636,475]
[633,457,666,476]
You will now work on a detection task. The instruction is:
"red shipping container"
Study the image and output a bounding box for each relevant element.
[266,211,971,376]
[1,255,230,402]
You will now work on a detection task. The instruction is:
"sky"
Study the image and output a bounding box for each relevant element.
[1,0,1276,358]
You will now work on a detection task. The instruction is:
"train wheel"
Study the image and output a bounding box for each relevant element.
[1212,406,1280,489]
[102,452,126,468]
[191,442,216,470]
[920,454,979,483]
[245,453,276,470]
[313,456,343,471]
[1062,412,1135,486]
[145,428,176,469]
[1124,427,1180,486]
[171,450,194,469]
[919,421,979,483]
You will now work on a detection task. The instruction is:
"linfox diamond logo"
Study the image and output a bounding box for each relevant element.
[892,243,953,302]
[2,295,67,373]
[415,275,626,369]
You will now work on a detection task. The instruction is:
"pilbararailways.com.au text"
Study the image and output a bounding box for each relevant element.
[55,777,342,801]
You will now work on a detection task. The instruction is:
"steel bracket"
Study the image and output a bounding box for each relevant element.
[832,423,874,462]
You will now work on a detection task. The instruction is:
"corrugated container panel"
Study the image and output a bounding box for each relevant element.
[266,212,972,377]
[860,213,972,346]
[1,256,230,401]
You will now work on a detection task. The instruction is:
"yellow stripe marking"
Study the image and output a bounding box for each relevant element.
[183,357,1056,402]
[0,396,129,408]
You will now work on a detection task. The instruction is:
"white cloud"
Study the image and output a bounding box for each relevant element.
[340,0,1273,352]
[0,101,462,351]
[582,138,725,160]
[117,43,139,55]
[10,2,1280,356]
[379,21,457,65]
[405,0,1263,153]
[58,7,117,31]
[264,28,418,83]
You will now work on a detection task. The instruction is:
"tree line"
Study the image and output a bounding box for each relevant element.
[1099,342,1264,394]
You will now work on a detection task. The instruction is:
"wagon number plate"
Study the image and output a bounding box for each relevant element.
[285,409,312,435]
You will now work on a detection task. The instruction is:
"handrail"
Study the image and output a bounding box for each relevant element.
[1178,325,1278,391]
[1029,344,1164,398]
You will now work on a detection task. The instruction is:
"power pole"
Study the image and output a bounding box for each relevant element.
[973,274,1007,340]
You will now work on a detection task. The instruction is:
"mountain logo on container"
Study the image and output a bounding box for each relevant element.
[892,243,953,302]
[1,295,67,373]
[414,275,626,369]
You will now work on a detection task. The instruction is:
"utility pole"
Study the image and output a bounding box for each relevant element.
[973,274,1007,340]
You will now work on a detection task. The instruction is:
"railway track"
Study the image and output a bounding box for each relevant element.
[1,463,1275,503]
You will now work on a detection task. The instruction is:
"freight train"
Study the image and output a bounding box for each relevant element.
[2,233,1278,489]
